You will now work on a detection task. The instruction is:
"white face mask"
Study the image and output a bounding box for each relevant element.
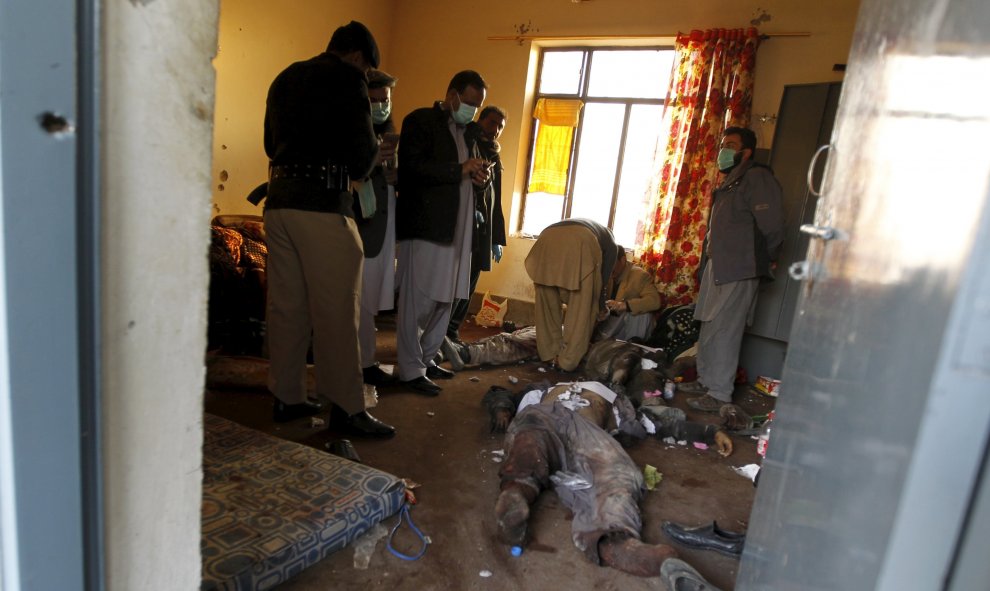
[371,100,391,124]
[451,93,478,125]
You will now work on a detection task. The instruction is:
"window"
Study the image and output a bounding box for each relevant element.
[519,48,676,247]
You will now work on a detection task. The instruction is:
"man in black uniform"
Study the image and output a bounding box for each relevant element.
[263,21,394,438]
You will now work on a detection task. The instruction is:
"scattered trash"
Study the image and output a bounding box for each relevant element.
[310,417,325,428]
[757,410,776,457]
[511,546,523,557]
[508,375,519,384]
[643,389,663,399]
[427,411,435,417]
[352,523,388,570]
[663,380,676,400]
[677,440,687,446]
[537,367,547,373]
[549,470,592,490]
[641,358,658,370]
[469,376,481,382]
[662,436,677,445]
[752,375,781,397]
[733,464,761,482]
[693,442,709,450]
[479,570,493,578]
[643,464,663,490]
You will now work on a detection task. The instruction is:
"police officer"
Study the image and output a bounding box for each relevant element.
[263,21,394,438]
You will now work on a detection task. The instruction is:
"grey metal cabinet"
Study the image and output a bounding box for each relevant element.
[739,82,841,379]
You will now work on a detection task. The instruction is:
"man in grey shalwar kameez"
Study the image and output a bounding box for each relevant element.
[395,71,492,395]
[681,127,784,412]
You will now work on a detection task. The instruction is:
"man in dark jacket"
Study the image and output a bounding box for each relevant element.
[680,127,784,412]
[263,21,394,438]
[355,69,399,387]
[446,106,508,344]
[394,70,492,395]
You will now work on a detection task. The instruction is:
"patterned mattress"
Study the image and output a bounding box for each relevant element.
[201,413,405,590]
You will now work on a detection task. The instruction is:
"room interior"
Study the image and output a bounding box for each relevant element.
[11,0,989,589]
[201,0,858,589]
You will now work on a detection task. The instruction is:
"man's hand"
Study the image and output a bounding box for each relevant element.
[605,299,628,314]
[492,244,503,263]
[491,408,513,433]
[714,430,733,457]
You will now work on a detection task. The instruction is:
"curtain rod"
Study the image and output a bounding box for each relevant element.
[487,32,810,41]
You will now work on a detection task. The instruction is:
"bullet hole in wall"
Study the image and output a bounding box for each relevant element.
[220,170,229,182]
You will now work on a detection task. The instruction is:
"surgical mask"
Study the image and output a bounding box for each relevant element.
[371,100,391,124]
[451,93,478,125]
[717,147,738,172]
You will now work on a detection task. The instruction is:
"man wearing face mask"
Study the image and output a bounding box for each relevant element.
[355,69,399,387]
[679,127,784,412]
[263,21,395,438]
[394,70,492,395]
[444,106,508,350]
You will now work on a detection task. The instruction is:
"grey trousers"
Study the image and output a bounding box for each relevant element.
[694,264,759,402]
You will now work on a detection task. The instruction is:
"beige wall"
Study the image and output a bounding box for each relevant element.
[211,0,860,302]
[103,1,219,589]
[211,0,395,216]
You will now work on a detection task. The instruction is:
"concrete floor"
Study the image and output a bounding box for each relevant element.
[204,314,775,590]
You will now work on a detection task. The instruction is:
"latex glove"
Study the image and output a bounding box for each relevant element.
[492,244,503,263]
[714,430,734,457]
[475,210,485,225]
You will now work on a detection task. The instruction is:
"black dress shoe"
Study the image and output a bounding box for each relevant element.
[425,365,455,380]
[399,375,442,396]
[363,364,397,386]
[661,521,745,556]
[273,399,323,423]
[328,406,395,439]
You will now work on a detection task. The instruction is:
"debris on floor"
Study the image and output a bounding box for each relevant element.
[352,523,388,570]
[643,464,663,490]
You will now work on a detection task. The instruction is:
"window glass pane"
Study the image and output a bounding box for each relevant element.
[569,103,625,223]
[538,51,584,95]
[612,105,668,247]
[521,192,565,236]
[587,50,674,99]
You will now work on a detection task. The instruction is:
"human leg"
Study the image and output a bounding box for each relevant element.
[696,279,758,403]
[264,209,313,406]
[557,271,601,371]
[533,283,563,363]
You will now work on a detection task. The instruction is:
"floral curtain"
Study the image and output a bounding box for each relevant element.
[635,28,759,307]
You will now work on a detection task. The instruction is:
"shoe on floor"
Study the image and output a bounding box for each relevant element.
[426,364,455,380]
[399,375,442,396]
[719,403,753,431]
[659,558,724,591]
[686,394,724,413]
[326,438,362,463]
[440,336,466,372]
[328,405,395,439]
[661,521,745,556]
[677,380,708,395]
[273,399,322,423]
[362,364,397,386]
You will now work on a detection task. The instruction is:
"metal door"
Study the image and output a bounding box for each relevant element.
[736,0,990,589]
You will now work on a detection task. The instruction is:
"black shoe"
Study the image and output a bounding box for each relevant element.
[426,365,455,380]
[273,399,323,423]
[660,558,725,591]
[329,406,395,439]
[326,438,362,462]
[661,521,745,556]
[399,375,442,396]
[363,364,397,386]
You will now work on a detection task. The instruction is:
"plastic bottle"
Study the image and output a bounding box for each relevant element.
[663,380,675,400]
[756,410,775,458]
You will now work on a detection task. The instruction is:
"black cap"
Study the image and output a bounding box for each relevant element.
[327,21,380,69]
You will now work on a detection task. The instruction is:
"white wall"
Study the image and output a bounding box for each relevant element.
[102,1,218,588]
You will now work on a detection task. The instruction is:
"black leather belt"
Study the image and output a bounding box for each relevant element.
[269,163,349,191]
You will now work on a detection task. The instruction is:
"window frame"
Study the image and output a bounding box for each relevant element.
[518,45,675,239]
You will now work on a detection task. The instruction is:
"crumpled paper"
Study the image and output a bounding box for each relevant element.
[643,464,663,490]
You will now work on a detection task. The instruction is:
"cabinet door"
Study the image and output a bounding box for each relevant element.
[747,82,841,341]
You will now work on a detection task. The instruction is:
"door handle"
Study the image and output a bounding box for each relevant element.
[800,223,836,241]
[807,144,831,197]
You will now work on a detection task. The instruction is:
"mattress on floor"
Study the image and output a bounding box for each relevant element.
[201,413,405,590]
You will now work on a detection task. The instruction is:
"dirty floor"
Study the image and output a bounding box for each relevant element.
[204,314,775,590]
